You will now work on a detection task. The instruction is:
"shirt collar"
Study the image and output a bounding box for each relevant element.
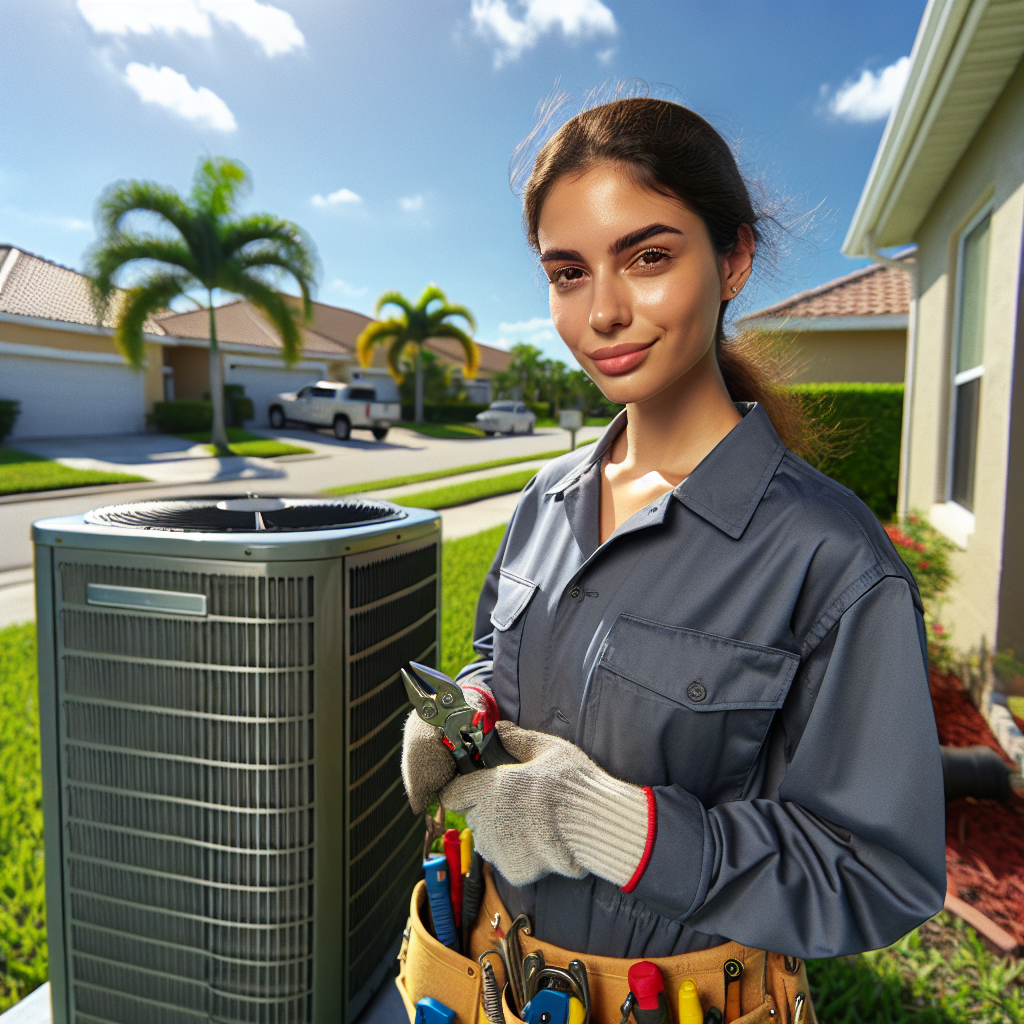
[546,403,786,540]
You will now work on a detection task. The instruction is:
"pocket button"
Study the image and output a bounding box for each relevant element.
[570,586,581,599]
[687,681,707,703]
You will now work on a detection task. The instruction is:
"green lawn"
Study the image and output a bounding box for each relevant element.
[176,428,312,458]
[398,468,539,510]
[0,448,148,496]
[397,422,486,439]
[323,449,572,497]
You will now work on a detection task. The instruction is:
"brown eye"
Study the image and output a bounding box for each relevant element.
[635,248,668,267]
[553,266,586,286]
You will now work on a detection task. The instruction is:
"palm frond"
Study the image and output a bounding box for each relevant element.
[222,272,303,364]
[376,291,416,319]
[429,302,476,332]
[429,323,480,379]
[416,284,447,312]
[356,319,405,368]
[230,251,315,320]
[95,180,193,241]
[387,337,409,383]
[190,157,250,218]
[86,237,198,324]
[113,273,191,368]
[220,215,317,275]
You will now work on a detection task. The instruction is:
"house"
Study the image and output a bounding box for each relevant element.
[843,0,1024,657]
[738,254,911,382]
[0,245,513,436]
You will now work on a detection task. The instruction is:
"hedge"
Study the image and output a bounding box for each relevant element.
[791,383,904,521]
[0,401,20,445]
[151,400,213,434]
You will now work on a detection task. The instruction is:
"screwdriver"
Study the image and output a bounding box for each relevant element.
[423,854,459,952]
[677,978,703,1024]
[443,829,463,929]
[627,961,670,1024]
[460,828,473,874]
[461,849,484,953]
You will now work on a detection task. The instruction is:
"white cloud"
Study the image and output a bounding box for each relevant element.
[77,0,304,57]
[399,195,424,212]
[487,316,580,367]
[311,188,362,208]
[596,47,615,65]
[124,63,236,131]
[471,0,616,68]
[827,56,910,123]
[328,279,369,299]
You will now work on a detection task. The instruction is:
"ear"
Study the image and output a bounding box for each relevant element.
[720,224,755,300]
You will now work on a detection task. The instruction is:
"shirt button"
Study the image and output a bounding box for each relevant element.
[570,586,581,599]
[687,681,707,703]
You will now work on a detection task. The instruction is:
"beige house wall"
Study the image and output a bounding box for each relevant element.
[905,57,1024,656]
[778,328,906,383]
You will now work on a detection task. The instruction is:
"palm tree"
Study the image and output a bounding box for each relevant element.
[87,157,317,455]
[355,285,478,423]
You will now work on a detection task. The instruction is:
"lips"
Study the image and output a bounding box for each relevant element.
[588,340,655,376]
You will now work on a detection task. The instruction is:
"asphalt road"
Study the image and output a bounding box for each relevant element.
[1,424,601,572]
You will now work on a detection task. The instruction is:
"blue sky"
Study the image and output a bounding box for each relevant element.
[0,0,926,364]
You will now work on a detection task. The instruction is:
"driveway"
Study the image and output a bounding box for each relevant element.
[0,424,602,572]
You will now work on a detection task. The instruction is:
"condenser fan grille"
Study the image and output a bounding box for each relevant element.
[84,497,407,533]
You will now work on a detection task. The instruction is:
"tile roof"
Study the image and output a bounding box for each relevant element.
[156,301,351,358]
[425,335,512,375]
[0,246,166,334]
[740,255,912,323]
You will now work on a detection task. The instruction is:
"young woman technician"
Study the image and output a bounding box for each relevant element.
[402,97,946,1021]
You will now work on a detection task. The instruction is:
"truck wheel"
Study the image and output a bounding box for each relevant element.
[372,426,389,441]
[269,406,285,429]
[333,415,351,441]
[483,431,495,437]
[527,422,534,434]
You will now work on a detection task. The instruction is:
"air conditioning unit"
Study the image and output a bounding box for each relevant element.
[33,496,441,1024]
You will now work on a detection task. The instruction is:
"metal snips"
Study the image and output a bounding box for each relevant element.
[401,661,518,774]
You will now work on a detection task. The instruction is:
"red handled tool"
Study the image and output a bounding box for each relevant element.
[443,828,463,928]
[626,961,671,1024]
[401,662,519,773]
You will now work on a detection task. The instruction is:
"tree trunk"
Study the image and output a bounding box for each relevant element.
[414,346,425,424]
[208,296,231,456]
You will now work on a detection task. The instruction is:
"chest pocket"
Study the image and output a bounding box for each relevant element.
[488,570,538,722]
[581,614,800,806]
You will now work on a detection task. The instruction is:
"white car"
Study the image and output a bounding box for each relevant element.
[475,401,536,436]
[269,381,401,441]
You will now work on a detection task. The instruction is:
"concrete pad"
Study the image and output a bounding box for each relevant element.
[0,982,50,1023]
[439,493,518,540]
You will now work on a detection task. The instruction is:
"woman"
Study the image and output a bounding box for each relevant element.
[402,97,945,1016]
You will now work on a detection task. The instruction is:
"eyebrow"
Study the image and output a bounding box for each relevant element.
[539,223,682,263]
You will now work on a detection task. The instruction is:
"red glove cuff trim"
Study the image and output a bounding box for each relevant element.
[621,787,657,894]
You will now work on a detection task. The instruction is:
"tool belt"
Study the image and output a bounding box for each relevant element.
[396,865,817,1024]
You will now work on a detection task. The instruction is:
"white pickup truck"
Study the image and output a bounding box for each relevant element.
[268,381,400,441]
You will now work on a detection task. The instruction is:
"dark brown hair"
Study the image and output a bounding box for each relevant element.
[520,97,809,454]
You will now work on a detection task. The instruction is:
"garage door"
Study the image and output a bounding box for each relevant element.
[225,362,327,427]
[3,355,146,439]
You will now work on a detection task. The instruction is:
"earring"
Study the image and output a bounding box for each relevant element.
[730,286,737,294]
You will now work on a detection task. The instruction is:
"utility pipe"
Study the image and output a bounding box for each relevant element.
[866,234,918,519]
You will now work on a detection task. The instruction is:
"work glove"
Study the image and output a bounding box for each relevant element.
[401,670,499,815]
[439,721,653,889]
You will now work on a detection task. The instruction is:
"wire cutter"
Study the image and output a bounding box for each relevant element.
[401,661,518,774]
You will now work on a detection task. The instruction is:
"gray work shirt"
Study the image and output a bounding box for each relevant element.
[458,403,946,960]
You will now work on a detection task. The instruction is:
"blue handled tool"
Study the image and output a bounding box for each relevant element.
[521,988,572,1024]
[423,854,459,951]
[415,997,457,1024]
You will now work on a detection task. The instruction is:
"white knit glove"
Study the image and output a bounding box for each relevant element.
[401,673,499,815]
[439,721,653,888]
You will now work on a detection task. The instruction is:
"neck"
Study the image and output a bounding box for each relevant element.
[611,347,742,480]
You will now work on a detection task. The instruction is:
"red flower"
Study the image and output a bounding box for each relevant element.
[915,542,926,553]
[918,560,930,570]
[932,623,945,635]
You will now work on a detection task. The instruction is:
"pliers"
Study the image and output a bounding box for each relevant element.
[401,661,518,774]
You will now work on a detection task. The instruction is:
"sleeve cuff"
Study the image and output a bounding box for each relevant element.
[621,787,657,893]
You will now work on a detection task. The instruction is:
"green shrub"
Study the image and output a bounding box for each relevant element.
[229,396,254,425]
[0,401,19,445]
[151,400,213,434]
[401,402,490,424]
[791,383,904,520]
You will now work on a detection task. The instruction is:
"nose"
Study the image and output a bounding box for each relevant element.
[588,271,631,333]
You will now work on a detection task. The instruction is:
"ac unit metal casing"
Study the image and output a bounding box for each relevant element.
[33,501,441,1024]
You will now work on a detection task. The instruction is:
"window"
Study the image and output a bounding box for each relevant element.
[311,386,336,397]
[347,387,375,400]
[948,209,991,512]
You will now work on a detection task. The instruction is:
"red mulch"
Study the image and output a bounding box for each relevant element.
[930,668,1024,945]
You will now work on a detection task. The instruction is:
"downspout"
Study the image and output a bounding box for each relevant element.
[866,233,918,519]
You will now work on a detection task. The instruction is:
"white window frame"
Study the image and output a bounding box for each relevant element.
[944,202,992,514]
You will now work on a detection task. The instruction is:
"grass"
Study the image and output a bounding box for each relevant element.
[176,428,312,458]
[0,624,46,1011]
[397,422,485,439]
[322,449,574,497]
[398,469,539,510]
[0,448,147,496]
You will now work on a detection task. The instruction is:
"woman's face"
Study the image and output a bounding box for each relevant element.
[536,160,748,406]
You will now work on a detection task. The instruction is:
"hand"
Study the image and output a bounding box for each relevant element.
[439,721,651,888]
[400,669,500,815]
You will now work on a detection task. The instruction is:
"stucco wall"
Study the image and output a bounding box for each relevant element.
[164,345,210,401]
[779,328,907,383]
[905,57,1024,654]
